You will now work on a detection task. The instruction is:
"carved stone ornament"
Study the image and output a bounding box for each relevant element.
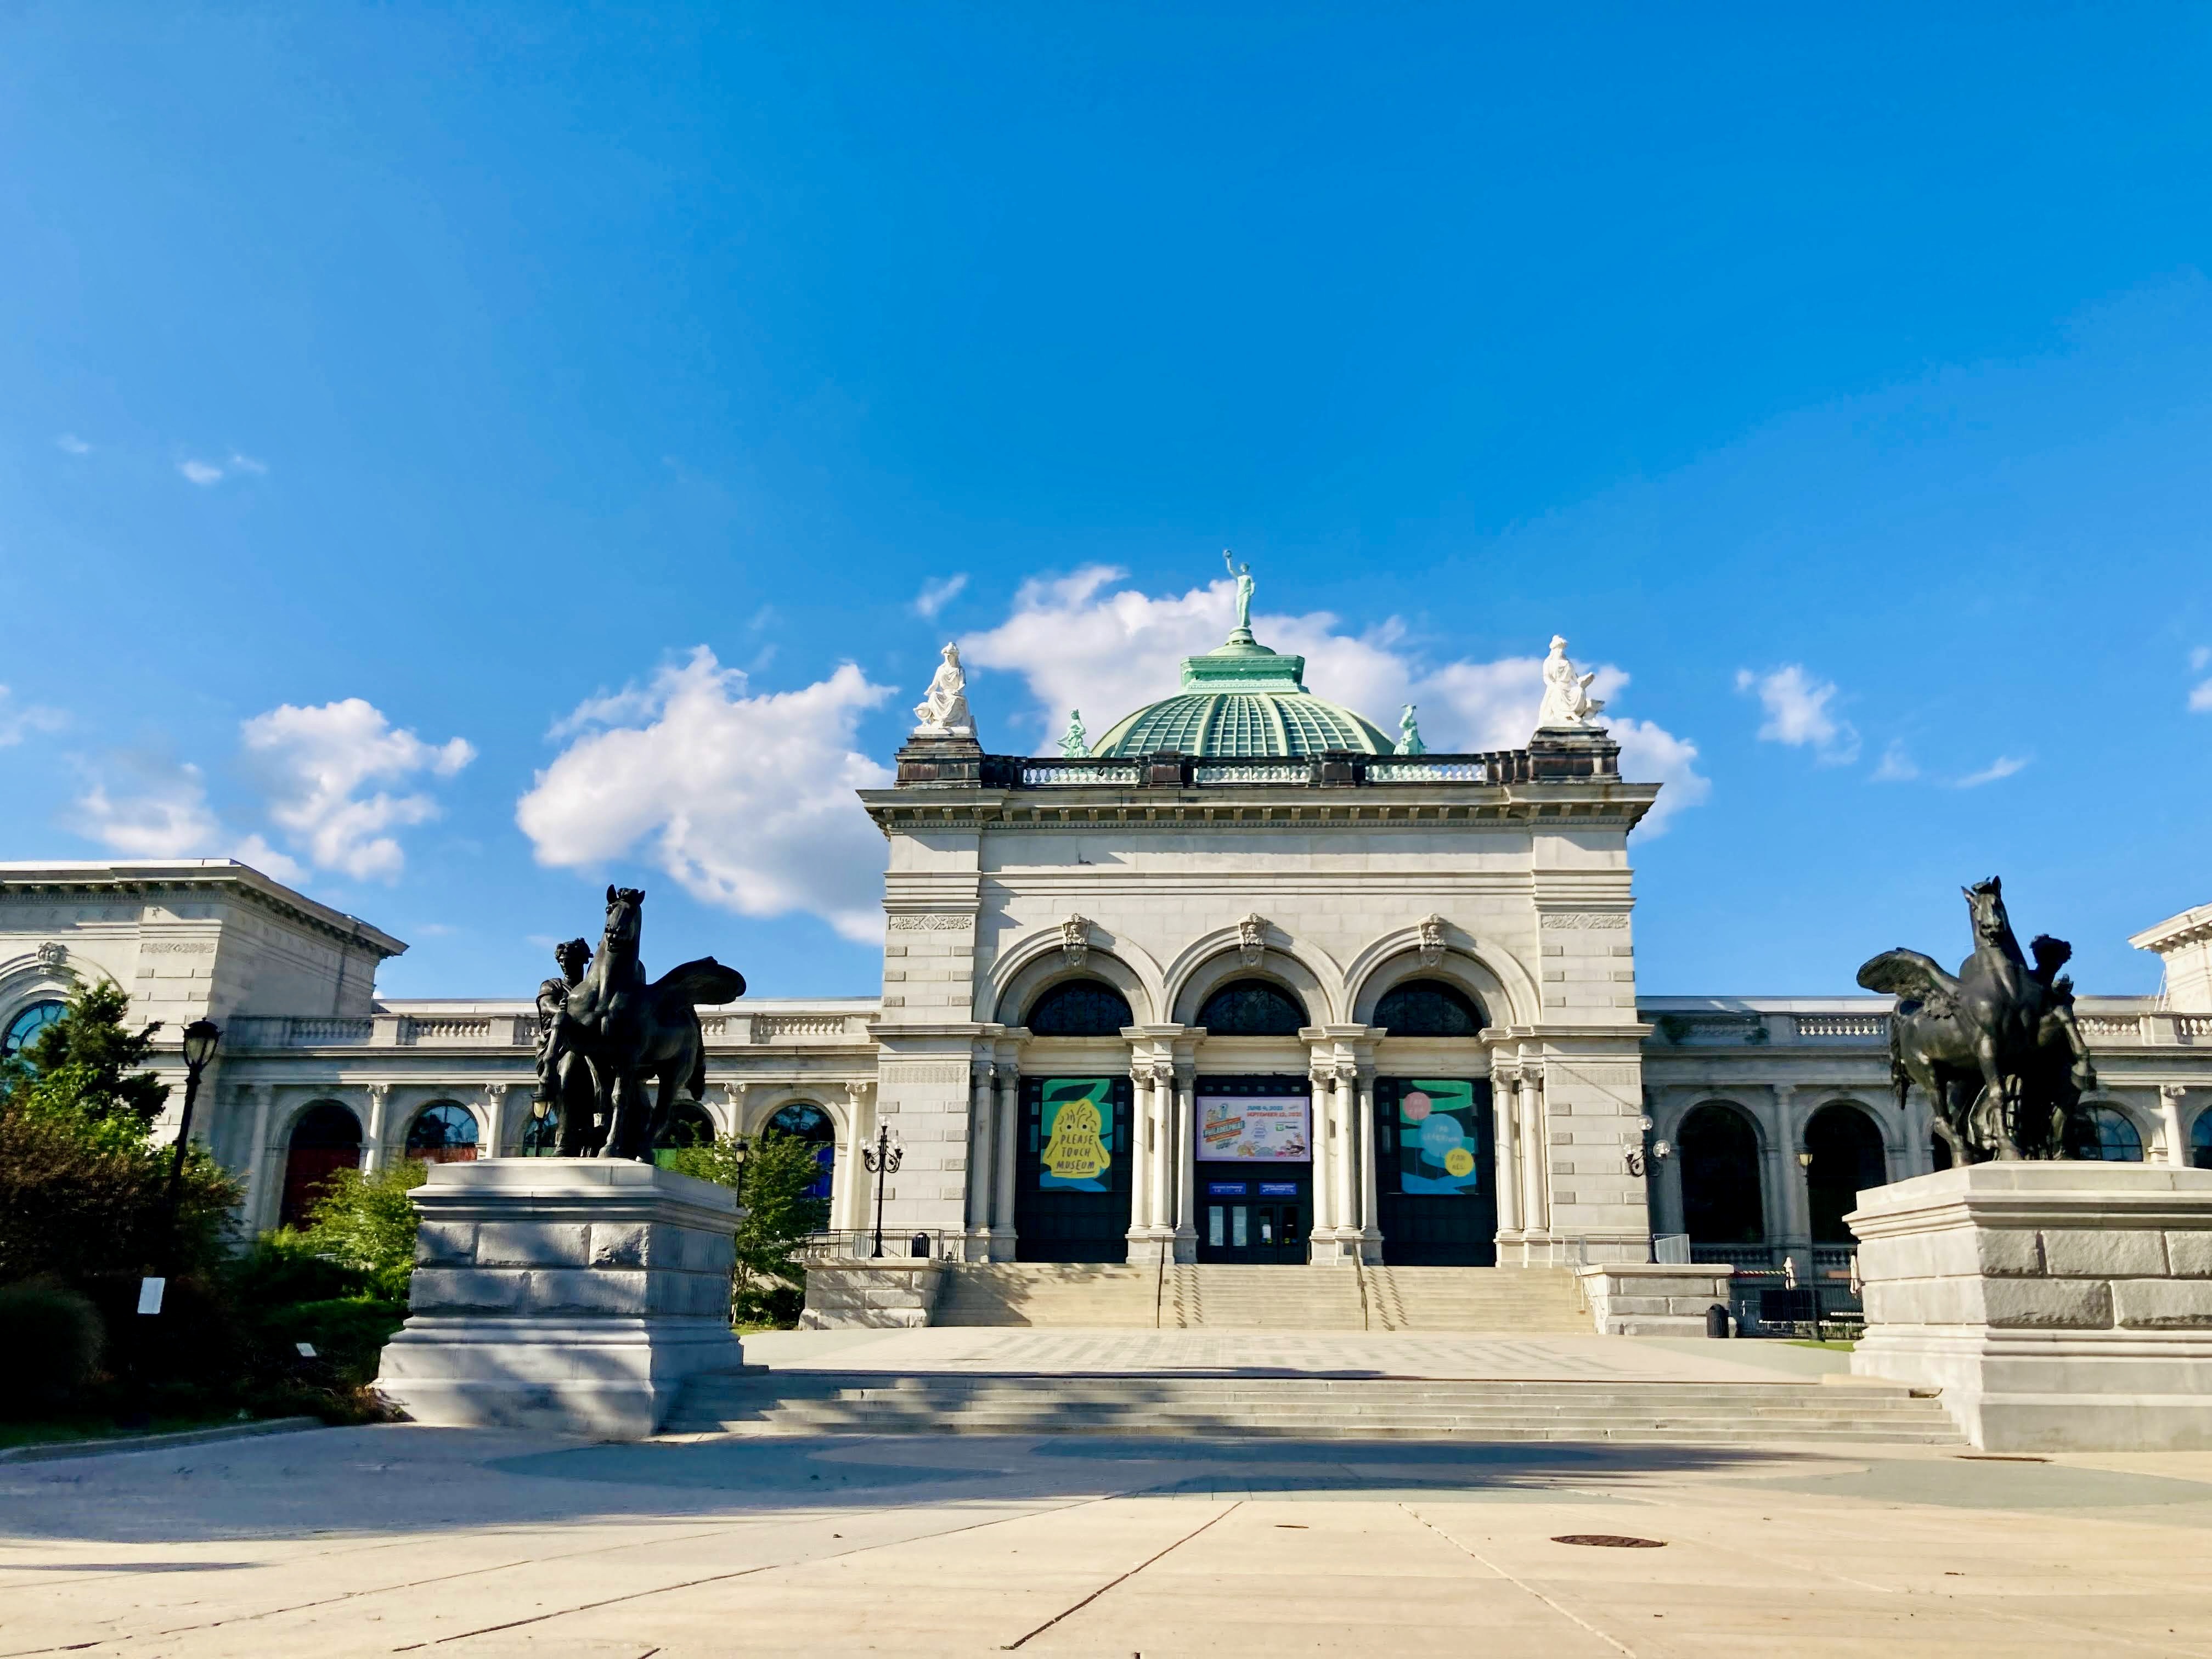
[1416,914,1447,968]
[34,941,66,968]
[1236,912,1269,967]
[1059,914,1091,969]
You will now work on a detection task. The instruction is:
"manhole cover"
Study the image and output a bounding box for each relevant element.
[1551,1534,1666,1549]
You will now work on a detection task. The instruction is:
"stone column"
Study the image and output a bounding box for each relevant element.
[1125,1058,1154,1258]
[363,1084,392,1175]
[1333,1063,1358,1250]
[1493,1065,1522,1239]
[1172,1062,1198,1263]
[836,1081,874,1239]
[479,1083,512,1160]
[1150,1063,1175,1233]
[994,1060,1020,1260]
[1356,1064,1381,1261]
[717,1081,751,1142]
[1773,1082,1810,1274]
[238,1085,274,1233]
[1517,1070,1547,1247]
[967,1059,996,1255]
[2162,1085,2192,1169]
[1308,1062,1338,1236]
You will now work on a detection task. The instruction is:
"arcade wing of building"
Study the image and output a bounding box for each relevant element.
[5,619,2210,1278]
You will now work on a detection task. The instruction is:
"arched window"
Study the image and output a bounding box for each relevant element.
[768,1101,836,1201]
[280,1101,363,1228]
[1677,1103,1764,1245]
[1195,979,1308,1037]
[1,998,66,1062]
[1025,979,1134,1037]
[1373,979,1487,1036]
[2067,1105,2145,1163]
[406,1102,480,1163]
[2192,1110,2212,1172]
[657,1099,717,1151]
[1804,1104,1887,1243]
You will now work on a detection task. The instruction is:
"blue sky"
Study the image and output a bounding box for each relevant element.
[3,5,2209,1002]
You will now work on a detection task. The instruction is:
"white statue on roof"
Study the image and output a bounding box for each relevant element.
[1534,635,1605,732]
[1223,549,1255,636]
[912,642,974,737]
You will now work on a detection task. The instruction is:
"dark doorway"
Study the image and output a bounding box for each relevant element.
[280,1101,363,1227]
[1015,1075,1133,1262]
[1805,1104,1888,1242]
[1677,1103,1764,1246]
[1374,1077,1497,1265]
[1195,1074,1312,1263]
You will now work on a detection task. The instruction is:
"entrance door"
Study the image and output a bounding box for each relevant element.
[1193,1074,1314,1264]
[1014,1075,1133,1262]
[1374,1077,1498,1265]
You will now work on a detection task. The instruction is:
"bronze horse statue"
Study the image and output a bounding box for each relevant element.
[1857,878,2096,1162]
[561,886,747,1161]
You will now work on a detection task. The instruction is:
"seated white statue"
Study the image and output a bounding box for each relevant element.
[1535,635,1605,730]
[912,642,974,736]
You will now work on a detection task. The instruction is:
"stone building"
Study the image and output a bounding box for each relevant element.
[5,619,2209,1283]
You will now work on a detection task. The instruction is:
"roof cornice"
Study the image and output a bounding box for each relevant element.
[0,860,408,958]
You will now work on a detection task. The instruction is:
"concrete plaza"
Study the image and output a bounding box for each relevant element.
[9,1335,2212,1658]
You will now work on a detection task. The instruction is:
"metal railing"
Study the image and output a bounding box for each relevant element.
[797,1228,965,1262]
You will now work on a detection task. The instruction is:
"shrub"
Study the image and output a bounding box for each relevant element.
[0,1110,238,1288]
[295,1161,427,1305]
[0,1278,105,1417]
[266,1296,407,1387]
[667,1128,828,1329]
[227,1230,376,1310]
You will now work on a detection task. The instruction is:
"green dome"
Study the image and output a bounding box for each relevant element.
[1091,630,1394,758]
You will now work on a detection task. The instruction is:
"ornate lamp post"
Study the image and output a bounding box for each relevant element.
[1623,1113,1670,1178]
[861,1122,902,1258]
[157,1019,222,1272]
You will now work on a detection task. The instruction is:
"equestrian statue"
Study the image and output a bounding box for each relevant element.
[532,886,746,1161]
[1857,877,2097,1163]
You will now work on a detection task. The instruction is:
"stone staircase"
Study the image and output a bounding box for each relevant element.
[922,1261,1589,1333]
[932,1262,1161,1328]
[665,1370,1962,1446]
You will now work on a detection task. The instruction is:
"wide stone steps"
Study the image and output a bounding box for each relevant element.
[666,1372,1961,1445]
[927,1262,1591,1331]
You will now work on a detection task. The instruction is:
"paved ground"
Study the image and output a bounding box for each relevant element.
[8,1407,2212,1656]
[738,1327,1861,1381]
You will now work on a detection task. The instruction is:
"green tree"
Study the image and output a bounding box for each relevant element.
[0,983,171,1153]
[667,1129,829,1327]
[294,1160,428,1305]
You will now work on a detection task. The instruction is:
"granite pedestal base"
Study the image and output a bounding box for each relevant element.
[1849,1163,2212,1451]
[374,1160,744,1439]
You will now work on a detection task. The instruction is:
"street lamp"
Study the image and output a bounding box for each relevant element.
[1624,1113,1670,1178]
[861,1123,903,1258]
[154,1020,222,1284]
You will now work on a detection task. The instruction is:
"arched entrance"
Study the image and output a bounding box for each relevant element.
[406,1102,480,1163]
[1804,1103,1886,1243]
[280,1101,363,1227]
[1370,979,1495,1266]
[1677,1103,1764,1257]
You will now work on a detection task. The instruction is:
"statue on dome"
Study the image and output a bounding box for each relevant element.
[1397,704,1427,756]
[1058,709,1090,758]
[911,642,974,737]
[1535,635,1605,731]
[1223,550,1255,635]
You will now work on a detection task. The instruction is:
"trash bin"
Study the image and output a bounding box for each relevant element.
[1705,1302,1732,1339]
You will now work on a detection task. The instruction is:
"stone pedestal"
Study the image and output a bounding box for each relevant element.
[799,1259,945,1328]
[1849,1164,2212,1451]
[1577,1262,1735,1335]
[375,1160,744,1439]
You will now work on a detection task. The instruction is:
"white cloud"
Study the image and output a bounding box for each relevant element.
[55,433,90,456]
[2192,646,2211,672]
[1956,754,2030,788]
[228,452,268,475]
[1871,740,1919,782]
[177,459,223,486]
[913,573,969,620]
[516,648,895,941]
[239,698,475,881]
[2190,676,2212,713]
[959,567,1709,834]
[69,758,222,858]
[1733,665,1860,763]
[0,686,66,747]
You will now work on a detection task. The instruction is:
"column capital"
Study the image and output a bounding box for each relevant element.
[2163,1083,2191,1103]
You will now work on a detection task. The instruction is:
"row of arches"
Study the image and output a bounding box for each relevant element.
[276,1096,842,1227]
[1022,975,1487,1039]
